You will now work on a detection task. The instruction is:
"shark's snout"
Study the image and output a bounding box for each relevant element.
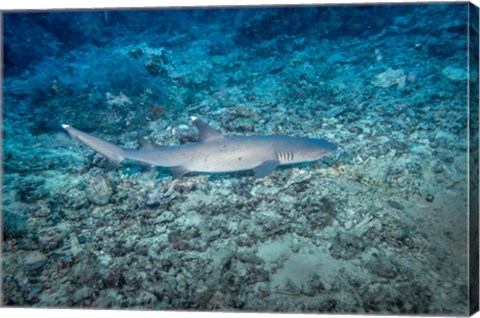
[317,139,338,152]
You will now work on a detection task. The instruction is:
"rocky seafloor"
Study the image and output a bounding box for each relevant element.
[2,3,476,315]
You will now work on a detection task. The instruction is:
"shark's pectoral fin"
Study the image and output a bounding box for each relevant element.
[253,160,280,178]
[171,166,191,179]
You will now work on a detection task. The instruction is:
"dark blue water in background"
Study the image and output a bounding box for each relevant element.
[2,3,474,314]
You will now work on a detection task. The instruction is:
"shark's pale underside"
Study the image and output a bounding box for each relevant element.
[62,117,337,178]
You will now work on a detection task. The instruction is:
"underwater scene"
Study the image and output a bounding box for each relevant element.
[2,3,478,315]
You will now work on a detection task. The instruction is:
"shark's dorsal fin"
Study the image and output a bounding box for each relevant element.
[137,135,153,150]
[191,116,223,142]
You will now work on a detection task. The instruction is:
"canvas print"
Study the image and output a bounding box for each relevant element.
[1,2,479,315]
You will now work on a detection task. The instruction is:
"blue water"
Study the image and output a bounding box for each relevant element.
[2,3,477,314]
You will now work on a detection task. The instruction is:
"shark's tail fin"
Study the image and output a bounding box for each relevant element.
[62,124,125,171]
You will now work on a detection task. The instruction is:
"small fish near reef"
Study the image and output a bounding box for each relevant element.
[62,117,337,179]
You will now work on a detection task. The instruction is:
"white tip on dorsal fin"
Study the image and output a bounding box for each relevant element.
[191,117,223,143]
[62,124,70,129]
[191,116,198,121]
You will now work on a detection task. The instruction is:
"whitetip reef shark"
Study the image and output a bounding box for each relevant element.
[62,117,337,179]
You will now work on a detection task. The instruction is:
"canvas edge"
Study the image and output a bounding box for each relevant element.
[469,1,480,316]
